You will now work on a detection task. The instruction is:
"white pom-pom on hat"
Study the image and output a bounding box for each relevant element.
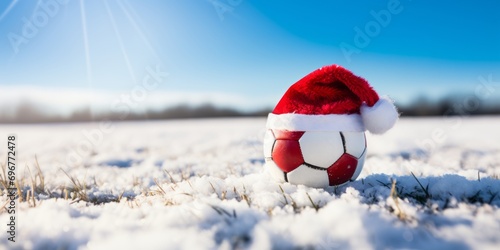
[360,96,399,134]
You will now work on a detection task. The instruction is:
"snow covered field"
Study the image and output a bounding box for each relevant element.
[1,117,499,250]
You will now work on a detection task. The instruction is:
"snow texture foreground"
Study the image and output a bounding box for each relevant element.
[1,117,499,250]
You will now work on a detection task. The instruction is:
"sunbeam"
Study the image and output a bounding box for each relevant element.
[104,0,137,84]
[0,0,19,22]
[79,0,92,87]
[117,0,160,62]
[79,0,94,119]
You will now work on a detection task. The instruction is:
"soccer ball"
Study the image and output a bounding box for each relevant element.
[263,129,366,188]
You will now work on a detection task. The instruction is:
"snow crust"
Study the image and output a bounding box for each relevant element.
[0,117,499,250]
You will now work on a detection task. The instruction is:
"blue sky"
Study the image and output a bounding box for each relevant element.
[0,0,499,115]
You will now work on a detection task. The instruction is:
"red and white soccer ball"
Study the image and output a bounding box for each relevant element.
[263,129,367,188]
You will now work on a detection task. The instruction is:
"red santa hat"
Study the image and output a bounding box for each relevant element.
[267,64,398,134]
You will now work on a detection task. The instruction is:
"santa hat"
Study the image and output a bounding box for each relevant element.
[266,64,398,134]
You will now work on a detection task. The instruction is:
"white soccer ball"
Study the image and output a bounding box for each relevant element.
[263,129,366,188]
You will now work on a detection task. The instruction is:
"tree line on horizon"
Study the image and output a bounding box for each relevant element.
[1,96,499,123]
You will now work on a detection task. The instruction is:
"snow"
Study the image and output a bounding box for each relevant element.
[0,117,499,250]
